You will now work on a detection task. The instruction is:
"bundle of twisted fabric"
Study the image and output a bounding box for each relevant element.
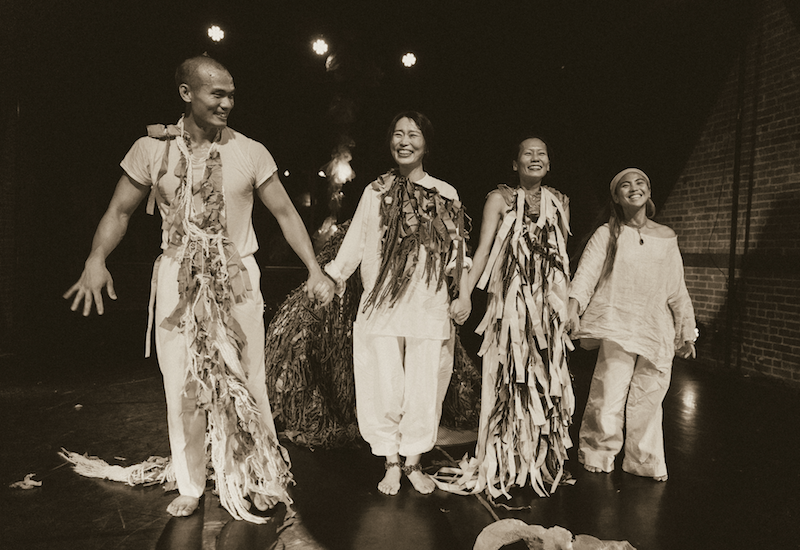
[265,215,481,450]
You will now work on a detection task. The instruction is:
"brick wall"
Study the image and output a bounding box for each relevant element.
[658,0,800,385]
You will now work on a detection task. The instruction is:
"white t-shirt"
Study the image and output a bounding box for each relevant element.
[121,126,277,258]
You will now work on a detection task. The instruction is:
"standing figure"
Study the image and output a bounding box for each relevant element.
[442,136,574,499]
[567,168,696,481]
[322,111,472,495]
[63,55,332,521]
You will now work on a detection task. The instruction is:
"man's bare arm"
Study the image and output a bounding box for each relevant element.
[256,172,333,303]
[63,174,150,315]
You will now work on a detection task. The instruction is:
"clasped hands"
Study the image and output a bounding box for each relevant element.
[449,295,471,326]
[307,270,336,307]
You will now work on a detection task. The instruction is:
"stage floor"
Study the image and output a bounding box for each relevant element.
[2,345,799,549]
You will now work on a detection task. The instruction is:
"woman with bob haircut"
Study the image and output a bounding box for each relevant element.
[323,111,472,495]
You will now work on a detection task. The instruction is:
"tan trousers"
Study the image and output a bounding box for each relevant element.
[154,255,274,498]
[352,326,454,457]
[578,339,671,478]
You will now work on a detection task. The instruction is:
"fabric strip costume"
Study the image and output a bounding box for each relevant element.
[153,117,293,522]
[62,118,294,524]
[434,184,575,500]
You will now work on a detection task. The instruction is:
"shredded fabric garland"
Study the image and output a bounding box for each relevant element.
[433,184,575,500]
[158,119,294,522]
[364,170,468,311]
[59,450,177,488]
[62,119,293,524]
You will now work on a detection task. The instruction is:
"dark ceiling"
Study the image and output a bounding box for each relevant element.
[6,0,752,264]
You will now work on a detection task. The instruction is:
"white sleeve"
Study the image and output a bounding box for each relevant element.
[667,242,697,347]
[325,186,373,295]
[249,140,278,189]
[569,226,610,314]
[120,136,156,187]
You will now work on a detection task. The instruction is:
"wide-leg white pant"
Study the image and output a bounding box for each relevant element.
[154,255,274,498]
[352,326,454,457]
[578,340,671,478]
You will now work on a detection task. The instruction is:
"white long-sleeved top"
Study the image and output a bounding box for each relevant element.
[570,224,696,368]
[325,173,468,340]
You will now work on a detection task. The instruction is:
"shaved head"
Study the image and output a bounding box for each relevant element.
[175,55,230,91]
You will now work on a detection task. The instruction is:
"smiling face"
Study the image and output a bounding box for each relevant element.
[390,117,427,175]
[181,65,235,132]
[612,170,652,212]
[513,138,550,185]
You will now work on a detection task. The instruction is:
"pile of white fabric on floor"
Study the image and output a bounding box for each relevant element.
[474,519,636,550]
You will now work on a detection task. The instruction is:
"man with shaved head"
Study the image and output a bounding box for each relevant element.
[65,55,332,521]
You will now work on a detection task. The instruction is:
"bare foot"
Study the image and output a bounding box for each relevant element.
[167,495,200,517]
[378,462,402,496]
[252,492,279,511]
[403,464,435,495]
[582,464,606,474]
[654,474,668,482]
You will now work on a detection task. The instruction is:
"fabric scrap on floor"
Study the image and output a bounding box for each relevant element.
[9,473,42,489]
[473,518,636,550]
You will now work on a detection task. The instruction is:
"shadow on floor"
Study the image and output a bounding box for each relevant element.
[1,344,799,549]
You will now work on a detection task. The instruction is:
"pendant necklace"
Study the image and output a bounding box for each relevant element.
[627,218,647,245]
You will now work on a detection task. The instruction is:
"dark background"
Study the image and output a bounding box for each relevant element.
[3,0,750,371]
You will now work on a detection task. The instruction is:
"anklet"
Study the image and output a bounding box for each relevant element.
[385,461,403,470]
[402,463,423,475]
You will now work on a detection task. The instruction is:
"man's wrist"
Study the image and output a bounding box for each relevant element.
[85,254,107,268]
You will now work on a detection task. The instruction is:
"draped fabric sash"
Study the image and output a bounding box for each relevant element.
[143,119,293,522]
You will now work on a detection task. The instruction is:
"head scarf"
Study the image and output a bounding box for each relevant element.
[609,168,656,218]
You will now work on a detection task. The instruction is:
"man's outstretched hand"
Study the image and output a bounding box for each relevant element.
[63,259,117,316]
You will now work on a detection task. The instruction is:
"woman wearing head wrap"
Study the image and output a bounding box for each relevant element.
[567,168,696,481]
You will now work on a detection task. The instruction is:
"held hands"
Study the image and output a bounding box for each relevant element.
[63,258,117,316]
[565,298,581,336]
[306,269,335,307]
[449,295,472,326]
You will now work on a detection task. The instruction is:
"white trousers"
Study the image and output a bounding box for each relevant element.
[154,255,274,498]
[578,340,671,478]
[352,326,454,457]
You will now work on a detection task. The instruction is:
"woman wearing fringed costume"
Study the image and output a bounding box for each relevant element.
[316,111,473,495]
[434,136,576,500]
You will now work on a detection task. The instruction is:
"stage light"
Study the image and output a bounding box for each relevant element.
[312,39,329,56]
[402,53,417,67]
[208,25,224,42]
[284,170,290,177]
[318,170,326,177]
